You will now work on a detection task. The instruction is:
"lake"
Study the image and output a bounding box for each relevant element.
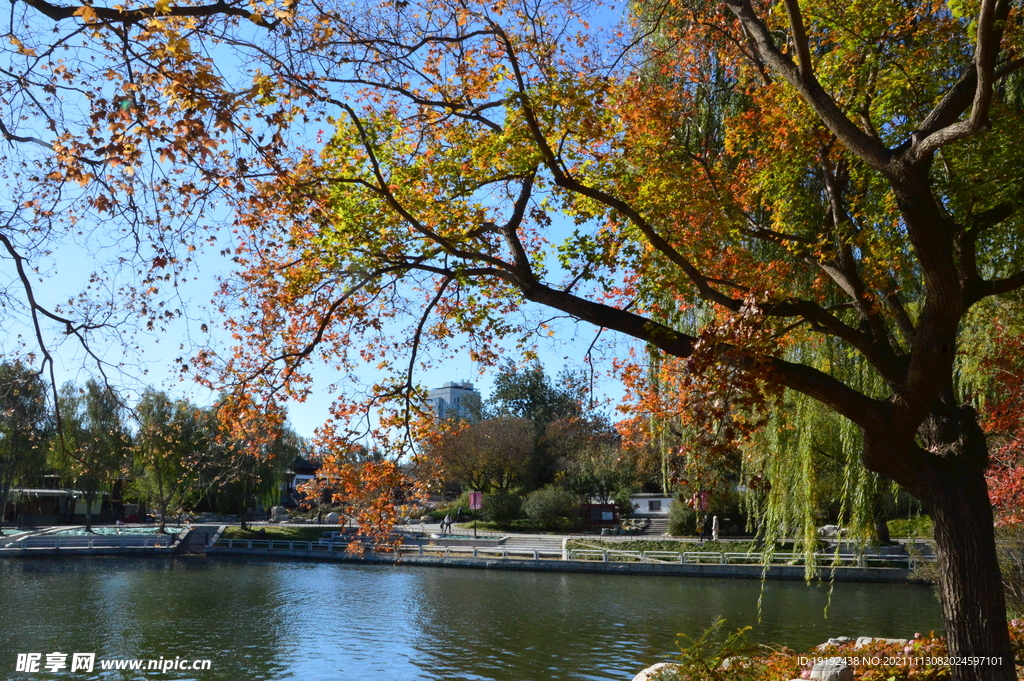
[0,556,943,680]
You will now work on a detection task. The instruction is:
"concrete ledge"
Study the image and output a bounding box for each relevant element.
[206,547,917,583]
[0,546,175,557]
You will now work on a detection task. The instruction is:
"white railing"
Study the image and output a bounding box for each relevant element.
[215,539,563,560]
[566,548,928,568]
[397,545,563,560]
[2,536,172,550]
[212,539,931,568]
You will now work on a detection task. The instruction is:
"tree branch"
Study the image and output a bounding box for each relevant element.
[724,0,891,171]
[783,0,813,81]
[19,0,280,28]
[904,0,1016,163]
[966,269,1024,306]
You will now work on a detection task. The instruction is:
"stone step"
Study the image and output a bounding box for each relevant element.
[641,518,669,536]
[174,526,218,555]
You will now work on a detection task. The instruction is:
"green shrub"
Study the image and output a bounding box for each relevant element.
[654,618,763,681]
[887,515,933,538]
[668,496,698,536]
[613,489,637,518]
[523,486,579,530]
[482,492,523,528]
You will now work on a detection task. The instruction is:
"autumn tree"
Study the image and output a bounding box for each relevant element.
[5,0,1022,673]
[423,416,535,493]
[0,362,51,534]
[487,360,606,489]
[192,404,293,530]
[961,299,1024,525]
[205,0,1024,676]
[0,0,295,401]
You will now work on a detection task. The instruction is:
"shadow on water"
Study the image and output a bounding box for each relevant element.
[0,556,942,681]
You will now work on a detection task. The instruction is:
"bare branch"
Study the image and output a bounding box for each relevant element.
[966,269,1024,306]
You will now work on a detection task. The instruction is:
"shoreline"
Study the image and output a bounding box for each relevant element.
[204,544,922,583]
[0,525,932,584]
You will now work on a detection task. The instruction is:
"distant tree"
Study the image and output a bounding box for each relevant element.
[487,362,590,489]
[54,380,131,532]
[0,362,51,534]
[487,361,583,427]
[130,390,207,532]
[542,413,635,502]
[196,406,294,530]
[424,416,534,493]
[561,442,635,504]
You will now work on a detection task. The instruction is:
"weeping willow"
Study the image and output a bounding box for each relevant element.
[741,333,897,580]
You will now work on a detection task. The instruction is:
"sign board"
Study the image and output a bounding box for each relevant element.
[469,491,483,510]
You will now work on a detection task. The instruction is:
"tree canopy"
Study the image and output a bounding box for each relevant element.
[3,0,1023,676]
[0,362,51,534]
[54,379,131,531]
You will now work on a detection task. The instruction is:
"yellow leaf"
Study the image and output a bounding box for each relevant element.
[73,5,98,22]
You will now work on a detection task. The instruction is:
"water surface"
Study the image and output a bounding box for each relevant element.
[0,556,942,680]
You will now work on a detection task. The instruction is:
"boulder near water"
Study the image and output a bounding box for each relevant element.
[630,662,679,681]
[815,636,854,651]
[854,636,909,648]
[809,657,854,681]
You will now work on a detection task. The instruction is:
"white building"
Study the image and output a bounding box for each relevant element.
[629,493,674,516]
[427,381,481,421]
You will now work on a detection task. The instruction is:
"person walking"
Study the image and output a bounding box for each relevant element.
[442,514,452,534]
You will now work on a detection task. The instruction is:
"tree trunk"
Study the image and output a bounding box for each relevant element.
[907,409,1015,681]
[0,486,10,536]
[239,487,250,531]
[158,500,167,533]
[84,492,93,533]
[873,488,892,545]
[925,458,1014,681]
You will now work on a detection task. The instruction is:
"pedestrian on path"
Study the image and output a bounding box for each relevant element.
[443,515,452,533]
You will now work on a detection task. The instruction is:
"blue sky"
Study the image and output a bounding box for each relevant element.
[22,219,633,439]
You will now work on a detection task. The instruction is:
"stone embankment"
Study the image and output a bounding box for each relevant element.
[208,542,919,583]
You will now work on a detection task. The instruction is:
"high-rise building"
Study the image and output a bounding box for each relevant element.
[426,381,481,421]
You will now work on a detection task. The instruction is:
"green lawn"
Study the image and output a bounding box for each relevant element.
[887,515,933,538]
[452,519,568,533]
[566,538,757,553]
[221,526,336,542]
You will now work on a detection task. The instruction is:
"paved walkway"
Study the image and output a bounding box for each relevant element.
[400,522,934,561]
